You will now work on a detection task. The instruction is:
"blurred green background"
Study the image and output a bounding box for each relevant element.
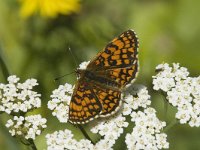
[0,0,200,149]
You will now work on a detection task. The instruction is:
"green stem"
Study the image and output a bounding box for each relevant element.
[163,119,178,132]
[161,91,168,120]
[0,116,20,150]
[21,138,37,150]
[0,45,10,80]
[77,125,95,145]
[28,139,37,150]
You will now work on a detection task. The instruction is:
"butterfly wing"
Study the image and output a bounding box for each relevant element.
[92,84,122,117]
[87,29,139,70]
[69,79,122,123]
[97,60,139,88]
[87,29,139,88]
[69,80,102,124]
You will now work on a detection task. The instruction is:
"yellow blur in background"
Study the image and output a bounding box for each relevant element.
[19,0,81,18]
[0,0,200,149]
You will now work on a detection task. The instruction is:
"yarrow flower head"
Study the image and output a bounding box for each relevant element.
[46,107,168,150]
[90,114,129,149]
[153,63,200,127]
[0,75,41,114]
[48,83,73,123]
[46,129,94,150]
[152,63,189,92]
[126,107,169,150]
[19,0,81,18]
[122,84,151,116]
[6,115,47,140]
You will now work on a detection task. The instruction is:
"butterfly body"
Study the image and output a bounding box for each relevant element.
[69,30,139,124]
[76,69,121,89]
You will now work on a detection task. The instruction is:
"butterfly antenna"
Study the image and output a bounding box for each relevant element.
[68,47,79,68]
[54,71,75,81]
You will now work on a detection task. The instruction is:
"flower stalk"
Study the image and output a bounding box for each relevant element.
[28,139,37,150]
[163,119,178,133]
[77,125,95,145]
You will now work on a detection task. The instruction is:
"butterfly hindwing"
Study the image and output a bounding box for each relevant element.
[92,84,122,117]
[69,81,102,124]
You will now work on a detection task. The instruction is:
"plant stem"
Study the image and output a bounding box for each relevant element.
[161,91,168,120]
[77,125,95,144]
[0,45,10,80]
[28,139,37,150]
[163,119,178,133]
[163,97,168,120]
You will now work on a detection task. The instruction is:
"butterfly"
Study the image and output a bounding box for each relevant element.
[69,29,139,124]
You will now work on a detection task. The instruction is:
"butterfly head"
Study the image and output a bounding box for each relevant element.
[75,69,85,79]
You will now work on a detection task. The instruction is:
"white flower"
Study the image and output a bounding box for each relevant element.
[153,63,178,92]
[5,119,14,128]
[7,75,20,84]
[46,129,93,150]
[48,83,73,123]
[0,75,41,114]
[122,84,151,116]
[153,63,200,127]
[156,133,169,149]
[94,139,113,150]
[125,107,168,150]
[90,114,128,147]
[46,129,117,150]
[79,61,90,70]
[5,115,47,140]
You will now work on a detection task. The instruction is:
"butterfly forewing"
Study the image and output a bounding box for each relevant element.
[87,30,139,70]
[95,60,138,88]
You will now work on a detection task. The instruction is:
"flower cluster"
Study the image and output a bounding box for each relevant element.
[19,0,81,18]
[0,75,41,114]
[122,84,151,116]
[153,63,189,92]
[46,129,93,150]
[91,114,129,149]
[48,83,73,122]
[6,115,47,140]
[126,108,169,150]
[46,106,168,150]
[153,63,200,127]
[46,115,128,150]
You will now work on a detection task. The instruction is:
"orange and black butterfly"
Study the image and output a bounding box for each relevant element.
[69,30,139,124]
